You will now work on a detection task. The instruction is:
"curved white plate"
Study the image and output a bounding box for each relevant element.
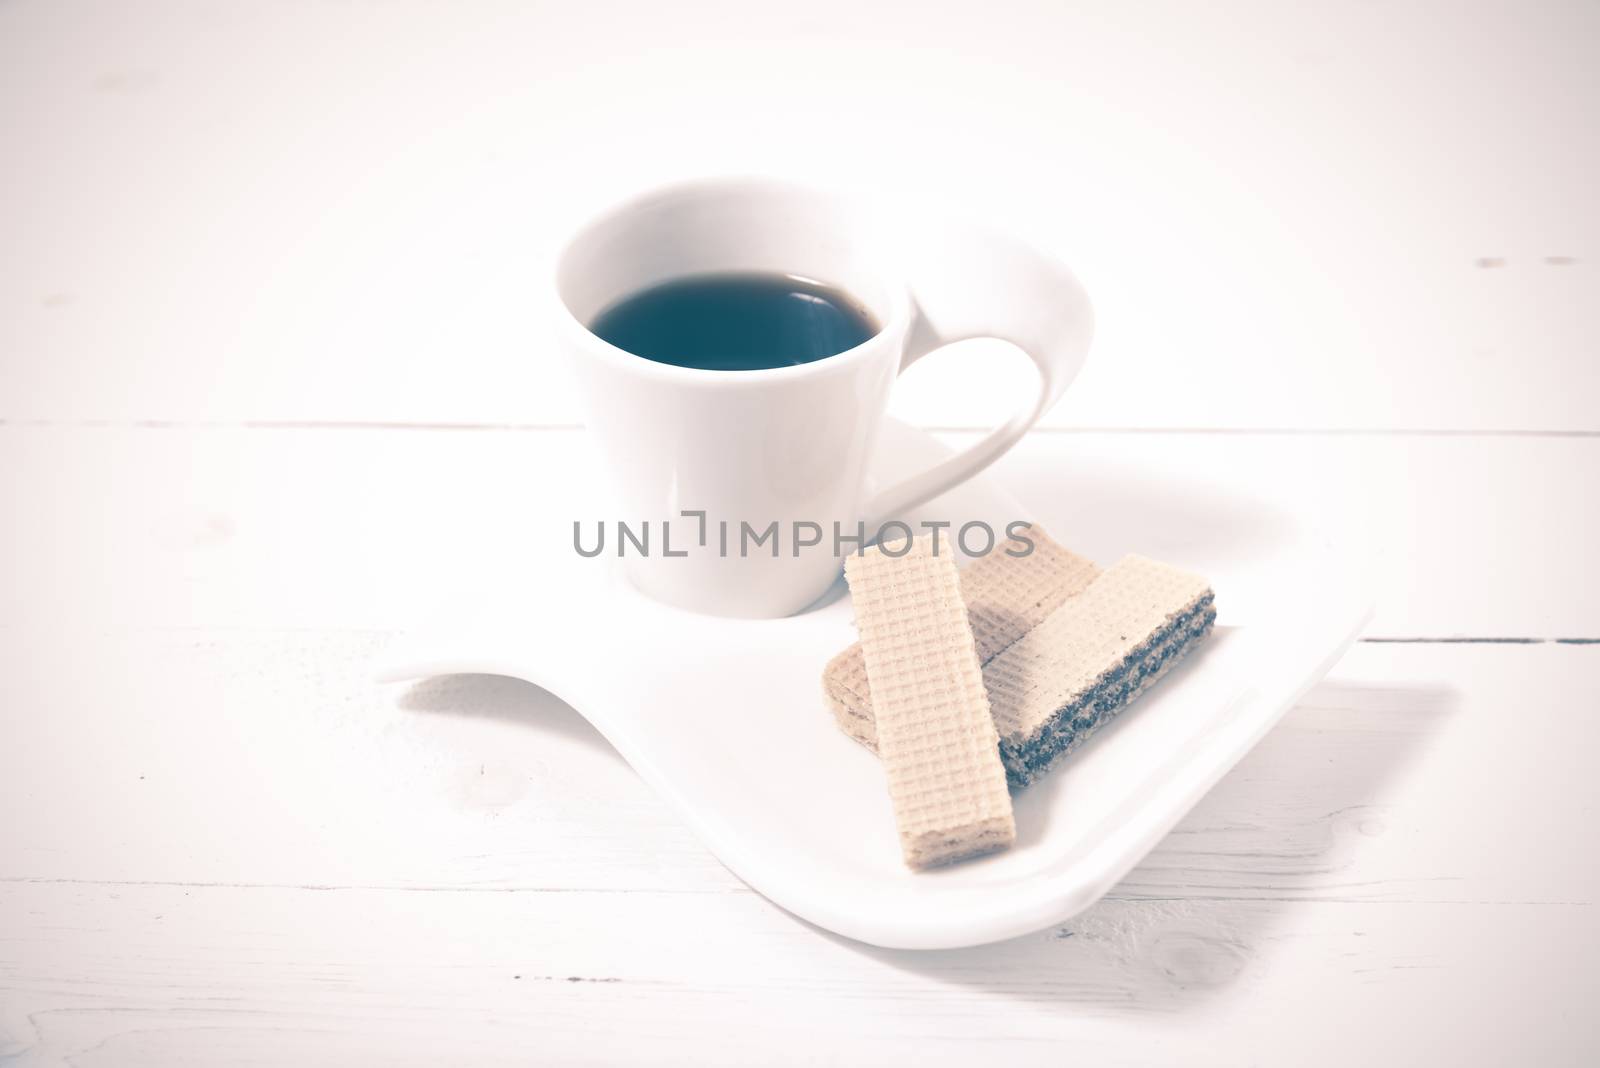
[377,421,1372,949]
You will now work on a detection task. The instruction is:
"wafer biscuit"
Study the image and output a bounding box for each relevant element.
[844,537,1015,869]
[984,554,1216,786]
[823,525,1101,749]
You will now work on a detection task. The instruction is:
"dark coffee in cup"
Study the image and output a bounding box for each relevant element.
[588,271,879,371]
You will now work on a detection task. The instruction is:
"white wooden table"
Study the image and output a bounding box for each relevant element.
[3,2,1596,1063]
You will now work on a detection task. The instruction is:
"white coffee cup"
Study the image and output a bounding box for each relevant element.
[553,177,1093,618]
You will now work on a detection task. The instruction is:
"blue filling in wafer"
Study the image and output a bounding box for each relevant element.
[999,592,1217,786]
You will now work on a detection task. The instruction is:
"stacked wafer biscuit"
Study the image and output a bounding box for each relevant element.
[843,538,1016,869]
[985,554,1215,786]
[825,527,1101,749]
[833,525,1215,868]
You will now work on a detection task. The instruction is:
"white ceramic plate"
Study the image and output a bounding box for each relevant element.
[377,421,1372,949]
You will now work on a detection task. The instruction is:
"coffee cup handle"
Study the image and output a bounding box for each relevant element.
[860,222,1094,530]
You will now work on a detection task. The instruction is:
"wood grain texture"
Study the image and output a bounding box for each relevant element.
[1,887,1592,1067]
[2,0,1597,1062]
[0,0,1595,431]
[1,641,1595,1065]
[1,426,1594,637]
